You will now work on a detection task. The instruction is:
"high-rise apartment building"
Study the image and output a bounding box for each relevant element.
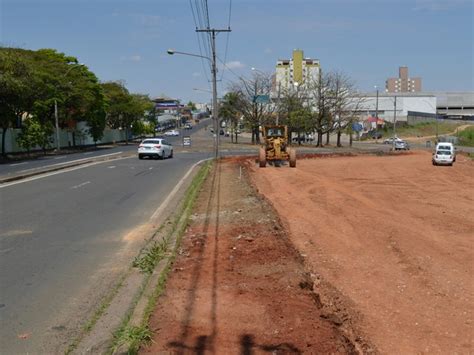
[385,66,422,93]
[275,49,320,93]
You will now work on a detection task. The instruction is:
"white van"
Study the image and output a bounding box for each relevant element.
[432,142,456,166]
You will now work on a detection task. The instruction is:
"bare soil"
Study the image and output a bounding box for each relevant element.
[142,150,473,354]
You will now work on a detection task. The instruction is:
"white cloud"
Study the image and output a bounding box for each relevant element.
[224,61,245,69]
[139,15,161,27]
[412,0,469,11]
[192,72,202,77]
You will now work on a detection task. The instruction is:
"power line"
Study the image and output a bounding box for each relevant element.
[189,0,211,86]
[219,0,233,82]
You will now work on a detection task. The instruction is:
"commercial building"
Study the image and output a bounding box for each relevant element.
[352,92,437,123]
[274,49,320,93]
[386,66,422,93]
[427,92,474,119]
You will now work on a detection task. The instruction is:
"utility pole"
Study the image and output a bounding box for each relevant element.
[196,27,231,158]
[374,85,379,143]
[393,96,397,151]
[276,82,281,125]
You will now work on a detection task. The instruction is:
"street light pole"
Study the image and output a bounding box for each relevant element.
[168,26,230,159]
[196,27,231,159]
[54,99,60,151]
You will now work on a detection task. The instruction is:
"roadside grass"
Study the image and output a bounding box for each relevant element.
[133,239,170,274]
[112,325,153,354]
[109,160,212,354]
[456,126,474,147]
[390,121,465,138]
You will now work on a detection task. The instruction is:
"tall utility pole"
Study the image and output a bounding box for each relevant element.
[393,96,397,151]
[196,27,231,158]
[374,85,379,143]
[277,82,281,125]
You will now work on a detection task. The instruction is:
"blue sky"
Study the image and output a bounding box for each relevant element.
[1,0,473,103]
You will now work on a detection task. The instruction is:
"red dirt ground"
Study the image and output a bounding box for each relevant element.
[249,150,474,354]
[142,150,473,354]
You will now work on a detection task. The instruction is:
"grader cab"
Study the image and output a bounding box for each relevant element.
[259,125,296,168]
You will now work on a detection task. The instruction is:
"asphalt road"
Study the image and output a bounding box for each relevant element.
[0,119,211,179]
[0,139,212,353]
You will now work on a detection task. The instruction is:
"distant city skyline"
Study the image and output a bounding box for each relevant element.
[1,0,473,103]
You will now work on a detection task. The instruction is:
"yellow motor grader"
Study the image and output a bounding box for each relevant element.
[259,125,296,168]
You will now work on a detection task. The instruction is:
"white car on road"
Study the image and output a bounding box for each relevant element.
[432,142,455,166]
[383,137,403,144]
[138,138,173,159]
[164,129,180,136]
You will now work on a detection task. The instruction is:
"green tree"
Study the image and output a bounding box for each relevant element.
[187,101,197,111]
[1,47,107,153]
[219,92,242,143]
[0,48,36,157]
[102,82,153,144]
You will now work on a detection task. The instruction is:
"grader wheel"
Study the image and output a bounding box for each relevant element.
[259,147,267,168]
[289,148,296,168]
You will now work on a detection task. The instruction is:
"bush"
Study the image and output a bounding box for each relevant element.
[457,126,474,147]
[17,118,53,154]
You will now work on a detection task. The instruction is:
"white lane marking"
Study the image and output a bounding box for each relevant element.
[0,230,33,238]
[16,152,124,173]
[83,152,93,155]
[0,156,132,188]
[54,156,66,160]
[149,167,153,170]
[150,158,211,221]
[71,181,91,189]
[108,166,116,169]
[9,162,28,167]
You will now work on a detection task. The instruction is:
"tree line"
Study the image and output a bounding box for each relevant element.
[0,47,155,157]
[219,70,365,147]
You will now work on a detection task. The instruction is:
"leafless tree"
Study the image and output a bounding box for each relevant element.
[305,71,364,147]
[327,71,366,147]
[228,71,274,144]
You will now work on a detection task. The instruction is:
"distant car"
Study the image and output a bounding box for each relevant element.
[384,137,403,144]
[138,138,173,159]
[369,130,383,139]
[432,142,455,166]
[292,136,306,143]
[184,123,192,130]
[164,129,180,136]
[394,140,410,150]
[219,129,225,135]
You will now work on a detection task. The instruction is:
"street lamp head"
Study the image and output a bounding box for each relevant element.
[167,49,175,55]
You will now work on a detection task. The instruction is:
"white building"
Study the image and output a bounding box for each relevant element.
[354,93,437,123]
[274,49,320,94]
